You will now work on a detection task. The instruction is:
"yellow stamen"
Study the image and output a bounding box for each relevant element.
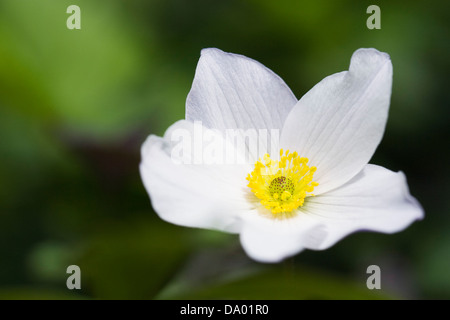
[246,150,318,218]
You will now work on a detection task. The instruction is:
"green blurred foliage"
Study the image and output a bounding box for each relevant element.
[0,0,448,299]
[163,265,391,300]
[78,217,190,299]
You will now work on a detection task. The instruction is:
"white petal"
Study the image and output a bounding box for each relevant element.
[186,48,297,132]
[281,48,393,194]
[301,164,424,250]
[140,120,252,233]
[240,165,423,262]
[239,211,324,263]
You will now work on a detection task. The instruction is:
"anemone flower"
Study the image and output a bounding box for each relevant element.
[140,48,423,262]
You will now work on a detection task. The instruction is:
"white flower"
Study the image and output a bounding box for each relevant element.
[140,48,424,263]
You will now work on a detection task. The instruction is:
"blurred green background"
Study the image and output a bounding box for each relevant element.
[0,0,448,299]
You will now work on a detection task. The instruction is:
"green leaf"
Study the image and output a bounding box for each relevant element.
[79,217,190,299]
[0,0,173,140]
[0,287,84,300]
[166,266,391,300]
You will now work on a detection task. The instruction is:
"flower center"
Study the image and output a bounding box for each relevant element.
[246,149,319,216]
[269,176,295,198]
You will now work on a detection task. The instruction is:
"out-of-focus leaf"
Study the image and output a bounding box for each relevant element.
[417,230,450,299]
[0,287,84,300]
[79,217,190,299]
[27,242,80,283]
[0,0,177,140]
[166,266,391,300]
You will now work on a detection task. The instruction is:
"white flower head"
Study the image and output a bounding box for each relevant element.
[140,48,424,263]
